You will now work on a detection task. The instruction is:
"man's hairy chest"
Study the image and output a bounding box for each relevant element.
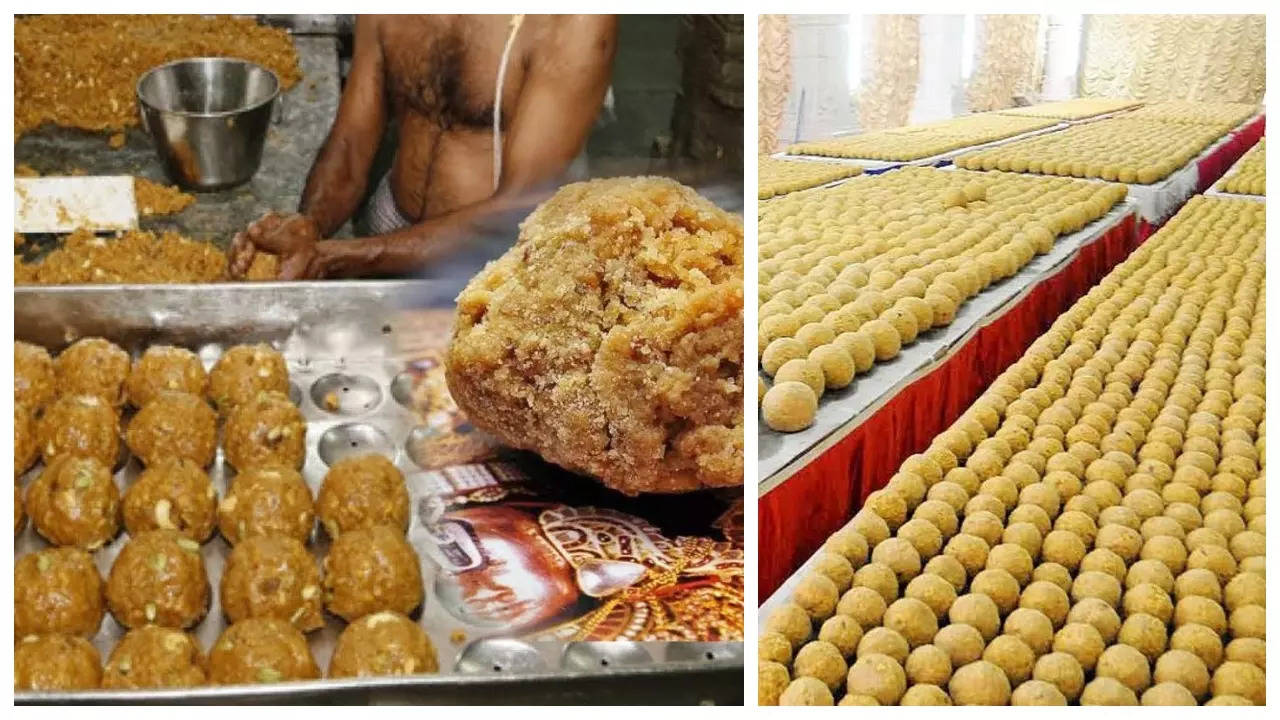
[381,19,528,132]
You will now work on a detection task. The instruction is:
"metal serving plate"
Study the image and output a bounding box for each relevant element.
[14,280,743,705]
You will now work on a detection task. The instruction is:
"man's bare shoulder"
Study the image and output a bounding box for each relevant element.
[548,14,617,36]
[536,15,618,62]
[353,14,384,42]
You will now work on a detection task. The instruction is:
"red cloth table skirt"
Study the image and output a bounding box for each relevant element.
[1138,219,1158,243]
[759,214,1140,601]
[1196,114,1266,193]
[1135,114,1265,245]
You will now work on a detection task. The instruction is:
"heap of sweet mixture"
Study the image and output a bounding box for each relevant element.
[16,229,279,285]
[15,14,301,138]
[14,15,300,283]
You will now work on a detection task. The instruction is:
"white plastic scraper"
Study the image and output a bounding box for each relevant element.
[14,176,139,234]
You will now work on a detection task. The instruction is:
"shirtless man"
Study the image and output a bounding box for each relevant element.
[230,14,617,279]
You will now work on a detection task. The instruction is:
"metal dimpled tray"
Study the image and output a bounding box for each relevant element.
[14,281,743,705]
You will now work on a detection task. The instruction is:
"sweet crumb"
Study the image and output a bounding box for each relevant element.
[16,166,195,218]
[134,177,195,216]
[446,177,745,495]
[15,15,301,138]
[15,227,280,284]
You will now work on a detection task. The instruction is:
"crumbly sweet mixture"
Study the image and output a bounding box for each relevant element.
[16,228,279,284]
[134,177,196,216]
[15,163,274,288]
[446,177,745,494]
[17,166,196,217]
[15,165,273,282]
[15,14,300,138]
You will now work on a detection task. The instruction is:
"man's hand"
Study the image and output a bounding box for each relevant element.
[229,212,325,280]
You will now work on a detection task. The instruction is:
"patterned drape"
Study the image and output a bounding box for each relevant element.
[857,15,920,131]
[967,14,1041,112]
[758,14,793,154]
[1081,15,1264,103]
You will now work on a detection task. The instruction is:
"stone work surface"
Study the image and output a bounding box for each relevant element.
[15,35,342,248]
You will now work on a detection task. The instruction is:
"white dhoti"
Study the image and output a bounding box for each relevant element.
[367,173,414,235]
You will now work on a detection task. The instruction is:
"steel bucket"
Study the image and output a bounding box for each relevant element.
[136,57,280,191]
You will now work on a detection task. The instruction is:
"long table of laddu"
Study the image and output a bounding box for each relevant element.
[758,111,1265,601]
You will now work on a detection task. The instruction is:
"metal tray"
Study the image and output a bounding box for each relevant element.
[14,280,744,705]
